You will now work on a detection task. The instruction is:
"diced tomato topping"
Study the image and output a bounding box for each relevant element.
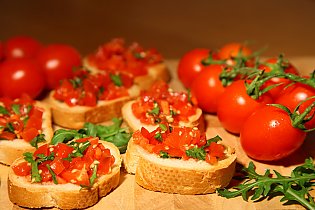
[50,157,66,175]
[21,127,38,142]
[33,144,49,158]
[131,81,197,125]
[12,162,31,176]
[0,131,16,140]
[55,143,74,158]
[38,160,53,182]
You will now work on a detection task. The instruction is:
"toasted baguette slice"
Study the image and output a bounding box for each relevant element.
[122,100,204,132]
[48,85,140,129]
[134,141,236,194]
[8,141,122,209]
[0,101,53,165]
[83,58,171,90]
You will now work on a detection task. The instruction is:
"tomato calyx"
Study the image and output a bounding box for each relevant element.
[269,96,315,132]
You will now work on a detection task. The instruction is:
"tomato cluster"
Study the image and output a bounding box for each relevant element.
[177,42,315,161]
[0,35,82,99]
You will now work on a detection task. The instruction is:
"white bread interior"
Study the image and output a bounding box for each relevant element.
[48,85,140,129]
[135,142,236,195]
[0,101,53,165]
[8,141,122,209]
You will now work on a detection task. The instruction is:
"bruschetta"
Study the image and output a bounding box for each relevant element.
[0,95,53,165]
[83,38,170,90]
[8,136,122,209]
[125,124,236,194]
[48,69,140,129]
[122,80,204,133]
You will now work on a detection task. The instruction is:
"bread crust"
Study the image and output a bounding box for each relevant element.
[48,85,140,129]
[83,57,171,90]
[0,101,53,165]
[135,143,236,195]
[8,141,122,209]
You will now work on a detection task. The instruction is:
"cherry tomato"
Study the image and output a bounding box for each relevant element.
[191,64,225,113]
[259,57,300,99]
[177,49,210,88]
[0,41,4,61]
[275,83,315,129]
[12,162,31,176]
[217,80,273,134]
[37,44,81,90]
[240,105,306,161]
[218,42,252,60]
[4,36,42,59]
[0,58,45,99]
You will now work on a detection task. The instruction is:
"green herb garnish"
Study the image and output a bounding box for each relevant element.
[217,158,315,210]
[0,105,9,115]
[154,132,162,141]
[11,104,20,115]
[46,164,58,184]
[30,134,46,148]
[160,151,170,158]
[110,74,122,87]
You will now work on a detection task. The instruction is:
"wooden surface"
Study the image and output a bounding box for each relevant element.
[1,59,315,210]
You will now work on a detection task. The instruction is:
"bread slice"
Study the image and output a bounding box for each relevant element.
[135,144,236,194]
[8,141,122,209]
[83,58,171,90]
[122,100,204,132]
[48,85,140,129]
[0,101,53,165]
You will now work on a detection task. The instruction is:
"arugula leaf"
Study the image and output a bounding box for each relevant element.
[51,129,83,145]
[160,151,170,158]
[11,104,20,115]
[159,124,167,131]
[110,74,122,87]
[217,158,315,210]
[68,141,91,157]
[154,132,162,141]
[0,105,9,115]
[30,134,46,148]
[23,152,42,183]
[83,118,132,153]
[148,102,160,116]
[6,122,15,133]
[89,164,98,186]
[46,164,58,184]
[70,77,83,88]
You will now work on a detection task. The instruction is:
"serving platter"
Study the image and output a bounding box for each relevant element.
[0,58,314,210]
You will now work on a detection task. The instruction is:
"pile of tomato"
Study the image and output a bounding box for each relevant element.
[177,42,315,162]
[0,36,82,99]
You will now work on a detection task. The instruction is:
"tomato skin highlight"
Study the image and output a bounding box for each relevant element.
[0,58,45,99]
[37,44,82,90]
[218,42,252,60]
[217,80,273,134]
[177,48,210,88]
[4,36,42,59]
[191,64,225,113]
[240,105,306,161]
[12,161,31,176]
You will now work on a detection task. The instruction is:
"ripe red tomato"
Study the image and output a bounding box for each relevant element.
[177,49,210,88]
[12,161,31,176]
[4,36,42,59]
[0,41,4,61]
[258,57,300,99]
[37,44,81,90]
[218,42,252,60]
[217,80,273,134]
[0,58,45,99]
[240,105,306,161]
[191,64,226,113]
[275,83,315,129]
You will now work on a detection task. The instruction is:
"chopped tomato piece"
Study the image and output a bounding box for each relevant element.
[50,157,66,175]
[33,144,49,157]
[38,160,53,182]
[0,131,16,140]
[21,127,38,142]
[12,161,31,176]
[55,143,74,158]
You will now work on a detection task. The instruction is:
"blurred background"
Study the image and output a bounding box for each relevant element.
[1,0,315,59]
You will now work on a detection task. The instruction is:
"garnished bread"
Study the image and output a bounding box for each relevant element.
[124,125,236,194]
[0,101,53,165]
[82,38,170,90]
[49,85,140,129]
[8,140,122,209]
[135,144,236,194]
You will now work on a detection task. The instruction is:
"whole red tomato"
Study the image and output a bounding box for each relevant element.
[259,57,300,99]
[37,44,81,90]
[275,83,315,129]
[217,80,273,134]
[0,41,4,61]
[191,64,225,113]
[218,42,252,60]
[240,105,306,161]
[177,49,210,88]
[4,36,42,59]
[0,58,45,99]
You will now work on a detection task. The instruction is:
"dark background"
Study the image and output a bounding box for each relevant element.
[1,0,315,59]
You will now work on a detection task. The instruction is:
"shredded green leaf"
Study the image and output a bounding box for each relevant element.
[110,74,122,87]
[11,104,20,115]
[30,134,46,148]
[46,164,58,184]
[0,105,9,115]
[217,158,315,210]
